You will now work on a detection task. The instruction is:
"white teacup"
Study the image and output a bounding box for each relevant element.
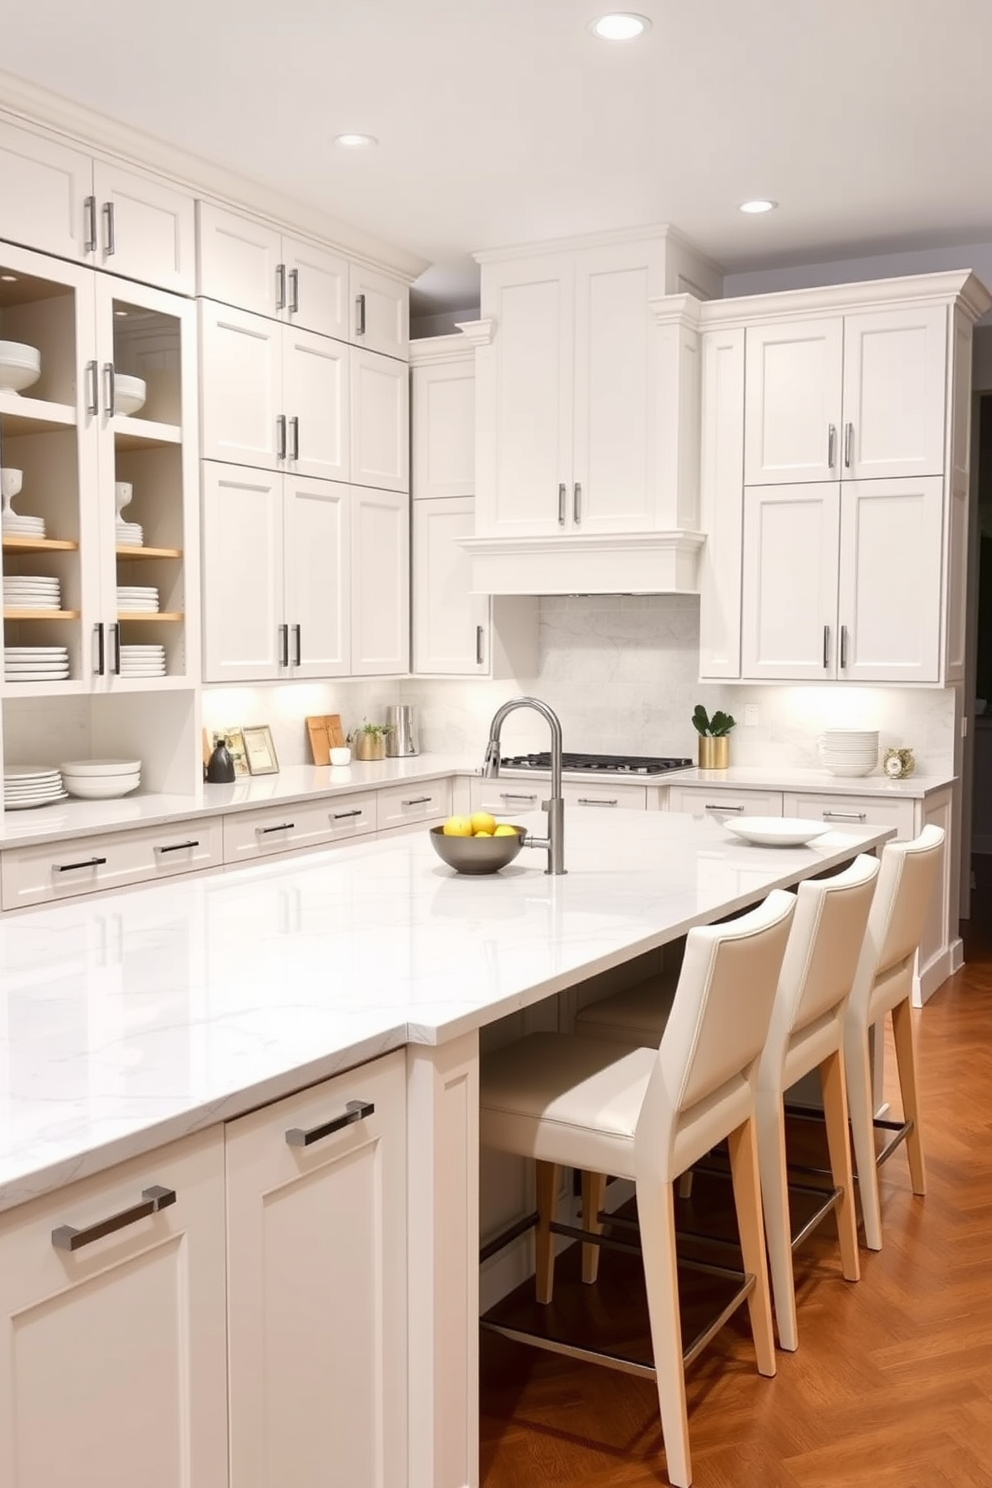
[329,747,351,766]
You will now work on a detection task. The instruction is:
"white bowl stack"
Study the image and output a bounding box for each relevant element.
[117,584,159,612]
[0,340,41,395]
[120,643,165,678]
[114,375,146,416]
[4,645,69,682]
[818,728,880,777]
[60,758,141,799]
[4,765,67,810]
[3,574,61,610]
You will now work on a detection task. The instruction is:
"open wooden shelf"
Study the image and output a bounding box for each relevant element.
[0,391,76,435]
[2,535,79,554]
[115,544,183,559]
[3,607,80,620]
[117,611,183,622]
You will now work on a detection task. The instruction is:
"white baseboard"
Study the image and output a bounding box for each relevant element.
[913,941,958,1006]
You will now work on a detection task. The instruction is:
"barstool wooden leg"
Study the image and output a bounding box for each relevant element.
[535,1161,558,1304]
[581,1170,606,1284]
[819,1048,861,1283]
[727,1116,776,1378]
[891,999,926,1195]
[636,1178,692,1488]
[755,1093,798,1351]
[845,1027,883,1251]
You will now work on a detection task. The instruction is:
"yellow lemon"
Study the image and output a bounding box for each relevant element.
[470,811,497,836]
[473,829,493,838]
[442,815,474,837]
[493,824,518,838]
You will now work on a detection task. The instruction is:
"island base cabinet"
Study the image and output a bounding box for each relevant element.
[225,1048,408,1488]
[0,1127,228,1488]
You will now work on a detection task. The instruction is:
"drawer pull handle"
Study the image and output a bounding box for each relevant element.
[705,803,744,813]
[500,792,538,803]
[822,810,867,822]
[155,840,200,855]
[257,822,295,835]
[52,1185,176,1251]
[286,1099,375,1148]
[402,796,432,806]
[332,809,363,820]
[54,856,107,873]
[577,797,618,807]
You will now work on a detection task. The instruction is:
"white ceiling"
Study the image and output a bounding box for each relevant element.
[4,0,992,314]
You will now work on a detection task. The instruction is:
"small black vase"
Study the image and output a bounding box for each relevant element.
[205,740,236,783]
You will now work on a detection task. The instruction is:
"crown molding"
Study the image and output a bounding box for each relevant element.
[699,269,992,329]
[0,69,427,282]
[408,332,474,366]
[473,222,704,265]
[453,318,495,347]
[459,531,705,596]
[648,293,704,329]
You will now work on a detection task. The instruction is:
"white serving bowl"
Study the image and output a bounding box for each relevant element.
[114,375,146,416]
[59,758,141,777]
[62,775,141,800]
[0,341,41,395]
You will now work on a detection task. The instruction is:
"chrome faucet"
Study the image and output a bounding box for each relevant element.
[482,696,566,875]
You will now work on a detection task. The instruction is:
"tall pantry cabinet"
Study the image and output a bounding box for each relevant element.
[197,203,411,683]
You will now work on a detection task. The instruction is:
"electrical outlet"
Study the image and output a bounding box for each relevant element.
[744,704,760,727]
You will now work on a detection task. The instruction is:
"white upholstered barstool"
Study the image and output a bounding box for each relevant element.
[479,889,796,1488]
[844,825,944,1251]
[575,855,881,1351]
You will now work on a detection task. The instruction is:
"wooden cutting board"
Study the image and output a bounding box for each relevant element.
[306,713,346,765]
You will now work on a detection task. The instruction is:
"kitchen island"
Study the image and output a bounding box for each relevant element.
[0,807,895,1488]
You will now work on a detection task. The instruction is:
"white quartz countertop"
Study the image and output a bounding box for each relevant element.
[0,807,893,1214]
[0,756,953,849]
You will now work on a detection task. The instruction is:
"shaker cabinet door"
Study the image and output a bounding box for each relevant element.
[201,462,285,681]
[0,117,92,261]
[283,475,351,678]
[92,160,196,295]
[350,348,409,491]
[200,301,284,470]
[350,485,409,675]
[841,306,947,481]
[283,326,350,482]
[741,482,841,680]
[744,318,843,486]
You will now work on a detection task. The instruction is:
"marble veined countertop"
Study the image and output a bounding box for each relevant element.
[0,755,953,850]
[0,807,893,1214]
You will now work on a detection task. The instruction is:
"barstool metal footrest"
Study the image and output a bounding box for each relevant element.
[479,1210,537,1265]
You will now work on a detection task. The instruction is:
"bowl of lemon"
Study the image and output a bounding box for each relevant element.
[429,812,526,874]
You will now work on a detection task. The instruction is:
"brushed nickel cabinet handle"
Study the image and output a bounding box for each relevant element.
[706,802,744,812]
[52,1186,176,1251]
[111,622,121,675]
[558,482,567,527]
[93,621,105,677]
[840,624,849,670]
[822,810,867,822]
[276,413,287,460]
[573,481,582,525]
[275,262,287,311]
[85,359,99,416]
[577,797,618,807]
[332,809,363,820]
[499,791,538,803]
[104,362,116,416]
[289,415,300,460]
[278,623,289,667]
[292,623,302,666]
[84,195,98,253]
[286,1099,374,1148]
[823,624,830,669]
[289,268,299,313]
[355,292,366,336]
[828,424,837,468]
[402,796,432,806]
[844,422,853,469]
[476,624,484,666]
[102,200,116,256]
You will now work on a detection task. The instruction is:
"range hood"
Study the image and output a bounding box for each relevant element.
[459,530,705,595]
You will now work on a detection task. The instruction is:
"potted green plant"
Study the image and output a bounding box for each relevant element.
[349,720,391,762]
[692,704,736,770]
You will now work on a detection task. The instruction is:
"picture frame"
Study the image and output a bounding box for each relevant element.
[205,726,250,778]
[243,724,279,776]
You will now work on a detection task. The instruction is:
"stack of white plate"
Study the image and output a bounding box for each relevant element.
[2,511,46,538]
[4,645,70,682]
[120,643,165,678]
[3,765,67,810]
[3,575,61,610]
[116,520,143,545]
[116,584,159,612]
[0,340,42,395]
[818,728,880,777]
[60,758,141,800]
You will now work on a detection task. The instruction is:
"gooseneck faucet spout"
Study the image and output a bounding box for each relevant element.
[482,696,566,875]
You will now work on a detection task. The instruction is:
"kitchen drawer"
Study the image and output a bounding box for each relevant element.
[562,781,647,811]
[666,786,784,818]
[782,791,917,839]
[222,792,377,864]
[376,778,451,832]
[0,816,224,910]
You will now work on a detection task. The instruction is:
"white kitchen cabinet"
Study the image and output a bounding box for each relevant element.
[1,240,198,700]
[744,305,947,486]
[665,785,784,817]
[741,477,944,682]
[0,1127,228,1488]
[201,463,405,681]
[221,791,378,863]
[411,345,476,500]
[470,776,650,816]
[197,201,351,341]
[350,346,409,491]
[376,777,452,832]
[412,497,537,677]
[350,261,409,359]
[225,1049,408,1488]
[476,240,664,538]
[0,116,195,292]
[198,300,349,482]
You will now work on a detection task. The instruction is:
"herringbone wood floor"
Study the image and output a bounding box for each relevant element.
[479,864,992,1488]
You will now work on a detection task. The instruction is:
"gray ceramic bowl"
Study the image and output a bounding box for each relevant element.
[428,824,526,874]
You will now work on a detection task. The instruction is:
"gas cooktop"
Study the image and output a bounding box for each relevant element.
[499,752,693,776]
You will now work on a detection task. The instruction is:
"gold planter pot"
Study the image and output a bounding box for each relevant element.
[354,733,386,761]
[698,735,730,770]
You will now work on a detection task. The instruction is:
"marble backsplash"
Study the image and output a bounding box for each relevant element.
[202,595,958,776]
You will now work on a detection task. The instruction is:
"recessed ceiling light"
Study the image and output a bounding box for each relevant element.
[739,199,778,214]
[334,133,378,149]
[590,12,651,41]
